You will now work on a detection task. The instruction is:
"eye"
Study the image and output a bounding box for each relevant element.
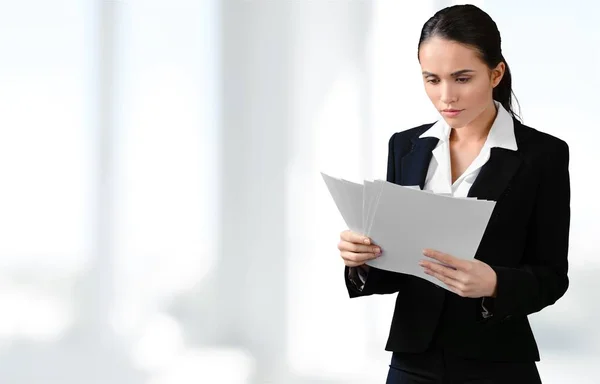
[426,78,440,84]
[456,77,471,84]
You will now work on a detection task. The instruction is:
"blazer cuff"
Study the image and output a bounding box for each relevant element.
[348,265,369,291]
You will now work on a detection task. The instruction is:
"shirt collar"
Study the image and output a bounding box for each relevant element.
[419,101,518,151]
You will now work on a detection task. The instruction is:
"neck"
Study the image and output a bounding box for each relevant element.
[450,101,498,144]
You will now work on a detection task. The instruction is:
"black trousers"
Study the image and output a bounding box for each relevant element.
[386,347,542,384]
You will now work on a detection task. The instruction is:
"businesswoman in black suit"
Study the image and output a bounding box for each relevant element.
[337,4,570,383]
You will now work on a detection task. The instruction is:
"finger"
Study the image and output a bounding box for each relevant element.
[422,249,467,271]
[445,284,466,297]
[341,251,378,263]
[341,230,372,245]
[341,250,378,263]
[423,268,467,296]
[419,260,463,281]
[422,263,475,293]
[338,240,381,255]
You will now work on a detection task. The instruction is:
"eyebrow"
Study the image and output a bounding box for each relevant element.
[422,69,475,77]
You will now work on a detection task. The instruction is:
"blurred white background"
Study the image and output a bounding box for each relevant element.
[0,0,598,383]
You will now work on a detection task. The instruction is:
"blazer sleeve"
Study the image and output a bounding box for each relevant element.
[484,140,571,322]
[345,132,411,297]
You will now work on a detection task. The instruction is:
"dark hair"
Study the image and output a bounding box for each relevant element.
[418,4,520,120]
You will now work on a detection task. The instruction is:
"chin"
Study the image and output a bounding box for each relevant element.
[443,117,469,129]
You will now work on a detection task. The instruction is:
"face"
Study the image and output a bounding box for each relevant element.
[418,36,504,129]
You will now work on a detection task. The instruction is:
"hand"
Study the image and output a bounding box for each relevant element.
[419,248,497,298]
[338,230,381,267]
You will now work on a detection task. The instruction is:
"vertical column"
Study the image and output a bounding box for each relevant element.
[285,0,375,379]
[77,0,120,340]
[215,1,292,382]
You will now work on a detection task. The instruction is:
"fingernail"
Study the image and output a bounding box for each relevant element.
[363,238,371,245]
[418,261,425,267]
[373,247,381,254]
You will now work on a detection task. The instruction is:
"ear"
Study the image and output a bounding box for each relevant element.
[491,62,505,88]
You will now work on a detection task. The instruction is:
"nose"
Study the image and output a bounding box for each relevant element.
[440,82,458,105]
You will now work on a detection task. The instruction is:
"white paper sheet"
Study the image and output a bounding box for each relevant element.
[320,172,496,290]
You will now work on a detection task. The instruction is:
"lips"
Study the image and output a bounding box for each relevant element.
[441,109,463,117]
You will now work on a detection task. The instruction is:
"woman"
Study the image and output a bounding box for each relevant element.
[338,4,570,383]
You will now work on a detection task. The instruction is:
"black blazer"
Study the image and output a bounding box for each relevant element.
[344,118,570,362]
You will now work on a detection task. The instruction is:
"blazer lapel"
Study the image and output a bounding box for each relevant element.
[399,130,523,201]
[400,136,439,189]
[467,147,522,201]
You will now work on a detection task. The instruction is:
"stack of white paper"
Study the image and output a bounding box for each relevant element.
[321,172,496,290]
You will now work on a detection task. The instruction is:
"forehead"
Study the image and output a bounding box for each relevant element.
[419,37,486,74]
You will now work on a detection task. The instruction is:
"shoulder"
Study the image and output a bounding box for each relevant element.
[514,120,569,162]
